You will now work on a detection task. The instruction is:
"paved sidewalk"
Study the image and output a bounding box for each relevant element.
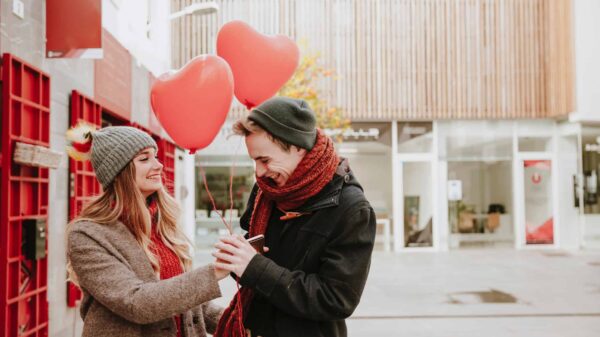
[195,249,600,337]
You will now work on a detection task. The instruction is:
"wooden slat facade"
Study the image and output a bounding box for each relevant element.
[171,0,574,121]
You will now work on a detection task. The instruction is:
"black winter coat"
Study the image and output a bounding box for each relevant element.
[239,159,376,337]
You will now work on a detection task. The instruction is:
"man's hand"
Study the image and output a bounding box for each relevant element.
[212,235,258,277]
[213,261,230,280]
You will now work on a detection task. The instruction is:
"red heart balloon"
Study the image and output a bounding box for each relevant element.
[217,20,300,109]
[150,55,233,153]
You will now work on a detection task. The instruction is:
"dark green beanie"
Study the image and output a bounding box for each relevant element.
[249,97,317,150]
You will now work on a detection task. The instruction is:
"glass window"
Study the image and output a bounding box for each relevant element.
[443,121,513,160]
[195,165,255,248]
[447,161,514,247]
[397,122,433,153]
[582,132,600,214]
[518,137,553,152]
[402,161,433,247]
[336,123,393,233]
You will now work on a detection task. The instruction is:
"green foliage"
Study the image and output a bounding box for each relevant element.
[278,41,350,142]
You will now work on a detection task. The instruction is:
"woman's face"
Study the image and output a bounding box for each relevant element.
[133,147,163,197]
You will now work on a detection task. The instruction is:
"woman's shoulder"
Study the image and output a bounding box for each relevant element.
[70,219,125,234]
[68,220,132,247]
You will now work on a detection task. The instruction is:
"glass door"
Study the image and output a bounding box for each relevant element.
[396,155,435,250]
[516,155,557,247]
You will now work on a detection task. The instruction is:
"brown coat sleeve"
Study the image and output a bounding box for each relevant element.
[68,228,221,325]
[200,301,224,334]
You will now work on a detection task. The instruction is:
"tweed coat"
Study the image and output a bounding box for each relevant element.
[67,220,223,337]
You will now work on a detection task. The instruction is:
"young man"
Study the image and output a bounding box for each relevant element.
[213,97,376,337]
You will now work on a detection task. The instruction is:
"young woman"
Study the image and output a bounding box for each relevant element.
[66,124,227,337]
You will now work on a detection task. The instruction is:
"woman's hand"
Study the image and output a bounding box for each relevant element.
[212,235,258,277]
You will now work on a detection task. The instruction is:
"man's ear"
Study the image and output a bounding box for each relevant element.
[292,146,307,157]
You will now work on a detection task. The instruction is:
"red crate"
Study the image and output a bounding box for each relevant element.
[101,106,129,127]
[1,53,50,337]
[69,91,102,220]
[67,91,102,307]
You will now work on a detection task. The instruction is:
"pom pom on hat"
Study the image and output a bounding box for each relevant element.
[66,122,96,161]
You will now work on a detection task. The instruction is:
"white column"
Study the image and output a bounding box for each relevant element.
[391,120,401,252]
[434,121,448,251]
[571,0,600,121]
[175,150,196,243]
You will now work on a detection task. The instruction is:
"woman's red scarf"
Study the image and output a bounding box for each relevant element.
[214,129,339,337]
[148,197,184,337]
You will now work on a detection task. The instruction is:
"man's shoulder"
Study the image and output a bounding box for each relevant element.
[338,178,370,209]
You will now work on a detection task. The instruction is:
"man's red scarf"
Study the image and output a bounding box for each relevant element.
[214,129,339,337]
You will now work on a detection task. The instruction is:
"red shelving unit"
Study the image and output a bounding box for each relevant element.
[66,91,103,307]
[1,53,51,337]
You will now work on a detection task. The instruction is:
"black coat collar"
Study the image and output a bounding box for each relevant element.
[295,158,361,213]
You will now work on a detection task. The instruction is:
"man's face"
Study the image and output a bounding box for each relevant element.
[245,131,306,187]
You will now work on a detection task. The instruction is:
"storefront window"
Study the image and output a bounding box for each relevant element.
[195,165,255,248]
[447,161,513,243]
[518,137,553,152]
[441,121,515,248]
[397,122,433,153]
[335,122,393,250]
[582,133,600,214]
[402,161,433,247]
[442,121,513,160]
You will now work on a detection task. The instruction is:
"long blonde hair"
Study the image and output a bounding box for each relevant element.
[67,161,192,284]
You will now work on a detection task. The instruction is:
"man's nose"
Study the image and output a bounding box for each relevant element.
[255,163,266,177]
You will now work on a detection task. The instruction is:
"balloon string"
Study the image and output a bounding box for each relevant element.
[228,137,244,227]
[198,161,233,234]
[230,137,247,337]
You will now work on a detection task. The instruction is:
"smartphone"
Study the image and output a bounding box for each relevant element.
[247,234,265,253]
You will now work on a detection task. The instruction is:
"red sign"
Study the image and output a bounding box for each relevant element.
[94,30,132,120]
[46,0,102,58]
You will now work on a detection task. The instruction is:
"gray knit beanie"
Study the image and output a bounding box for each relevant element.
[249,97,317,150]
[89,126,157,188]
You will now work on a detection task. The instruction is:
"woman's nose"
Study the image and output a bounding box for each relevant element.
[153,158,164,170]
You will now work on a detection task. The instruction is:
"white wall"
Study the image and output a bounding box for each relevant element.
[571,0,600,122]
[102,0,171,76]
[557,135,582,249]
